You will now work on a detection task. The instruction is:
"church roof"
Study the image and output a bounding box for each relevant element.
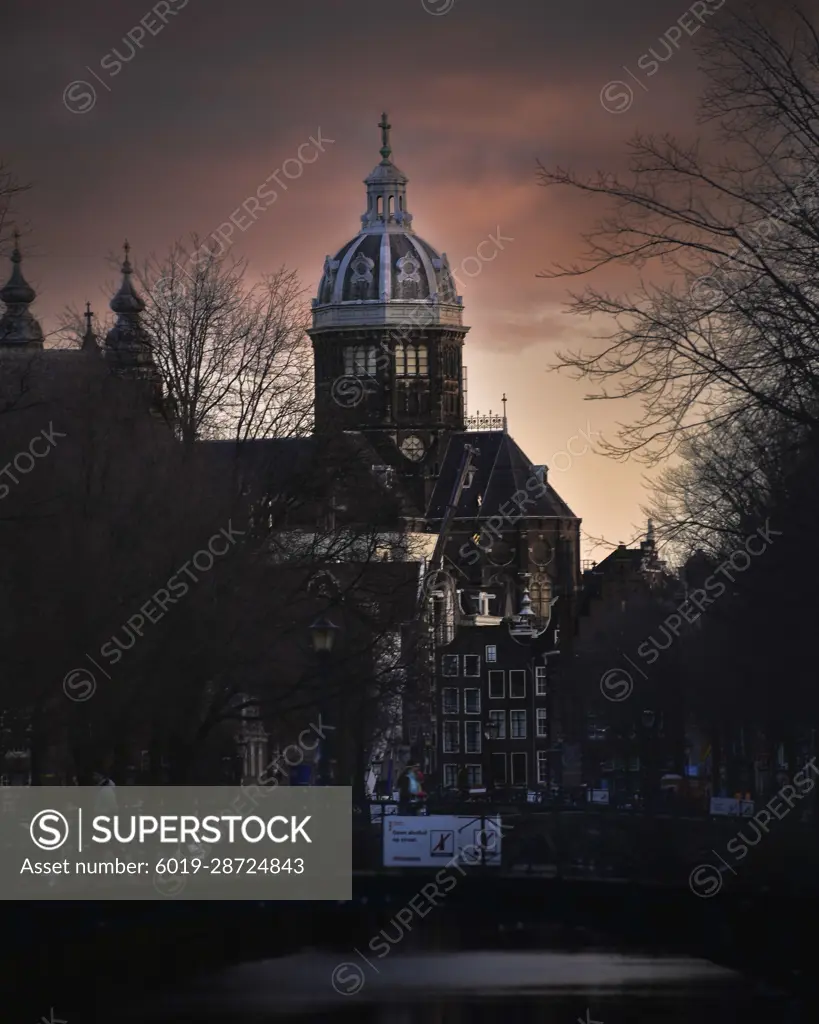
[311,114,465,334]
[316,231,458,307]
[425,431,579,522]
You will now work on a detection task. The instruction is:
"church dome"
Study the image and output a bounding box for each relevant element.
[0,232,44,348]
[311,114,464,334]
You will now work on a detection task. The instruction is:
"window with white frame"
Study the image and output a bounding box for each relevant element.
[464,689,481,715]
[443,721,460,753]
[343,345,377,377]
[535,665,547,696]
[488,670,505,698]
[537,708,548,737]
[463,654,480,677]
[511,751,527,785]
[491,753,506,784]
[537,750,549,784]
[465,721,482,753]
[485,645,497,663]
[488,709,506,739]
[510,710,527,739]
[443,764,459,788]
[442,688,459,714]
[442,655,458,677]
[466,765,483,787]
[510,669,526,698]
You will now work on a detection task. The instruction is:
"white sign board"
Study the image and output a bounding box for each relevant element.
[382,814,502,867]
[710,797,755,816]
[588,789,610,804]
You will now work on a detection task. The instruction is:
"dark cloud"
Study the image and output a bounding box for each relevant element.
[3,0,721,545]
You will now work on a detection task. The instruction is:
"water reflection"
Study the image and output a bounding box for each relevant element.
[125,948,802,1022]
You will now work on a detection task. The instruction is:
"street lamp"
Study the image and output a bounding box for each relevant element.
[310,615,340,654]
[310,615,340,784]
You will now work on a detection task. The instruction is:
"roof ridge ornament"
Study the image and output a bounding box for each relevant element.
[82,301,98,353]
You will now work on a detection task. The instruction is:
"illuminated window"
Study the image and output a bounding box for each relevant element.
[395,343,429,377]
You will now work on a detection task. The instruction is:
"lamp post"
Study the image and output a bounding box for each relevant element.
[310,615,340,786]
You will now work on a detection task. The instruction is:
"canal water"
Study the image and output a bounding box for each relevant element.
[122,943,805,1023]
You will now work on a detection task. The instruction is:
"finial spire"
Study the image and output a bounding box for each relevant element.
[110,241,144,315]
[361,114,411,233]
[82,301,98,353]
[378,112,392,163]
[12,227,20,255]
[502,393,508,433]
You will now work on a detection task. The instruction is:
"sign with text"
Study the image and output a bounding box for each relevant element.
[0,786,352,900]
[382,814,502,867]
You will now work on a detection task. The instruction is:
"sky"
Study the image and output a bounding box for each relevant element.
[2,0,726,560]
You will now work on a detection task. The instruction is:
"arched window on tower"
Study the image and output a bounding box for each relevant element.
[387,195,393,218]
[376,196,383,219]
[530,575,553,621]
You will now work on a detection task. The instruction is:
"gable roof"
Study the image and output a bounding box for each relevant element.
[425,431,578,522]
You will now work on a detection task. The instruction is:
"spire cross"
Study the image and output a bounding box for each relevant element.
[84,301,93,329]
[502,393,508,432]
[378,112,392,162]
[11,227,21,261]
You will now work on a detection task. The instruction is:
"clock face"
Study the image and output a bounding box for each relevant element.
[400,435,425,461]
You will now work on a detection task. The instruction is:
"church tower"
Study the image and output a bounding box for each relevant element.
[0,231,44,349]
[104,241,164,415]
[308,115,468,468]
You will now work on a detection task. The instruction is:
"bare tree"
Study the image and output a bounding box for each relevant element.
[121,239,314,444]
[538,4,819,464]
[0,162,28,250]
